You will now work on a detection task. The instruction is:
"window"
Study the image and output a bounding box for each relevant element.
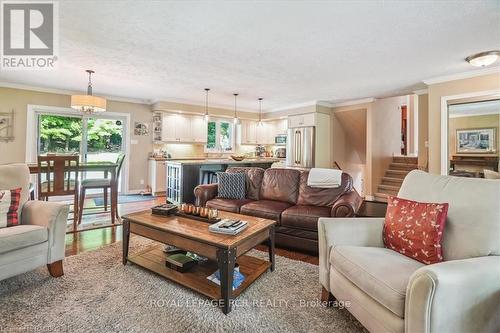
[205,119,234,152]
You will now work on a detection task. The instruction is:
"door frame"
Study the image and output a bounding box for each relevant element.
[440,90,500,175]
[26,104,131,194]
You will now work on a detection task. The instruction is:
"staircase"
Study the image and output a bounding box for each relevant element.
[374,156,418,202]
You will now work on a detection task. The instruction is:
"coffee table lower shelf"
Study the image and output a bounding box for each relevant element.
[128,244,271,300]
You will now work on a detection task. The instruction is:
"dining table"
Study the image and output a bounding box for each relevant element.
[28,161,120,227]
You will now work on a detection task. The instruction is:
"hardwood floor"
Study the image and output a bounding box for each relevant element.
[65,197,319,265]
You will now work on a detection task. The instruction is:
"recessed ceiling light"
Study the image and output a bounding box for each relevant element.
[465,50,500,67]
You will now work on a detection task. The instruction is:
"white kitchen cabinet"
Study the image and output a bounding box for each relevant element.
[175,115,192,141]
[288,113,316,128]
[148,159,166,196]
[159,113,207,143]
[161,113,178,142]
[239,120,257,144]
[256,122,275,145]
[276,119,288,134]
[190,116,207,143]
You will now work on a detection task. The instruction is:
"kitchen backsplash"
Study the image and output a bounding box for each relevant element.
[152,142,278,159]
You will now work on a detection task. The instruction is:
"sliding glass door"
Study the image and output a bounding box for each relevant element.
[37,112,126,192]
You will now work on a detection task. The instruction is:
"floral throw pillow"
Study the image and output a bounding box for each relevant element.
[0,188,22,228]
[383,196,449,265]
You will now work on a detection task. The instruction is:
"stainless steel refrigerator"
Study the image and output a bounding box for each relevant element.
[286,127,315,168]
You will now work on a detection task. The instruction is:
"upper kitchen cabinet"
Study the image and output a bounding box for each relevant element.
[288,113,316,128]
[256,122,275,145]
[239,119,287,145]
[157,112,207,143]
[239,120,257,145]
[190,116,207,143]
[275,119,288,134]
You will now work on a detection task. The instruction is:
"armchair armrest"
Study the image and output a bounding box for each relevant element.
[406,256,500,333]
[318,217,385,290]
[331,190,363,217]
[22,201,69,263]
[194,183,218,207]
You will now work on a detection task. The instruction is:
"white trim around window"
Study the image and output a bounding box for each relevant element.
[440,90,500,175]
[26,104,132,194]
[204,117,236,153]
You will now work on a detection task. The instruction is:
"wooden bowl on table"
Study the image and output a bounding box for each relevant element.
[230,155,245,161]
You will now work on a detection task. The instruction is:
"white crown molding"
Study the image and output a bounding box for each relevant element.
[330,97,375,108]
[413,89,428,95]
[268,100,318,112]
[269,100,334,112]
[422,66,500,85]
[0,81,152,105]
[151,97,258,113]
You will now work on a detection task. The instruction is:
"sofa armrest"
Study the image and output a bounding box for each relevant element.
[331,190,363,217]
[406,256,500,333]
[194,183,218,207]
[318,217,385,291]
[22,201,69,263]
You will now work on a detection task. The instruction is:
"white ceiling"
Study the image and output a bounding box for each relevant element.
[0,0,499,112]
[449,99,500,118]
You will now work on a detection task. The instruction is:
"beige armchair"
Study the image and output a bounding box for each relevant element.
[0,164,69,281]
[319,170,500,333]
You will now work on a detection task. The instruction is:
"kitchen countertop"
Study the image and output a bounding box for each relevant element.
[164,158,280,165]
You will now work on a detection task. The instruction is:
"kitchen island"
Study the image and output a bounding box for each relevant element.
[165,158,280,204]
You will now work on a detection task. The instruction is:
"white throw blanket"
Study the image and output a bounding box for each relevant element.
[307,168,342,188]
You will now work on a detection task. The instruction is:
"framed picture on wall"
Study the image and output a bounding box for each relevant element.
[456,128,496,154]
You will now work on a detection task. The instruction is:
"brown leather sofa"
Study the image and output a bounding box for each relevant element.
[194,167,362,254]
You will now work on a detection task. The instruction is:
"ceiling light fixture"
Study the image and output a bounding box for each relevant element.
[233,93,240,124]
[258,98,263,127]
[204,88,210,121]
[71,70,106,114]
[465,50,500,67]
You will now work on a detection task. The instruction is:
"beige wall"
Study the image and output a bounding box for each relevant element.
[448,114,500,157]
[0,87,153,191]
[427,73,500,174]
[369,96,407,195]
[417,93,429,169]
[331,106,367,195]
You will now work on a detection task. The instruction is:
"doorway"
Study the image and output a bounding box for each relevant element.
[27,105,130,193]
[37,113,126,191]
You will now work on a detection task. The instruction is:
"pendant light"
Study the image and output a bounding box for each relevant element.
[233,93,239,124]
[257,98,264,126]
[71,70,107,114]
[204,88,210,121]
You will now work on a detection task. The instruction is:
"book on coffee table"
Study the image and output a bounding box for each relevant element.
[209,219,248,235]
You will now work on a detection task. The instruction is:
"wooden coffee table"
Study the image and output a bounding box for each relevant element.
[122,210,276,314]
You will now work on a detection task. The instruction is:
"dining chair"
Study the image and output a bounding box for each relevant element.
[37,155,79,229]
[78,154,125,225]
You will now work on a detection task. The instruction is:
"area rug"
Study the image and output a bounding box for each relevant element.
[0,237,366,333]
[94,194,156,206]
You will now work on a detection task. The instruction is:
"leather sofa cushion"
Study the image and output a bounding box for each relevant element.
[0,225,48,254]
[240,200,292,222]
[281,205,331,231]
[227,167,265,200]
[260,168,300,204]
[206,198,254,213]
[276,225,318,241]
[297,171,352,206]
[331,245,424,318]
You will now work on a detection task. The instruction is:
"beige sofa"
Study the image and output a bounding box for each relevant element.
[0,164,69,281]
[319,170,500,333]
